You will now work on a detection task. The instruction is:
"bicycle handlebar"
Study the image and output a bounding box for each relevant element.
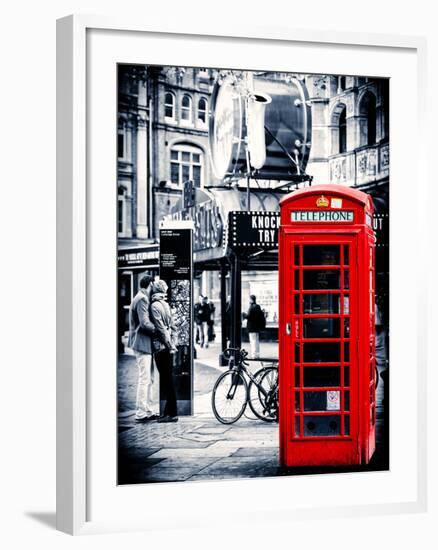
[222,347,249,365]
[223,347,248,357]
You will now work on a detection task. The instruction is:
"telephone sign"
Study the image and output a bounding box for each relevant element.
[291,210,354,222]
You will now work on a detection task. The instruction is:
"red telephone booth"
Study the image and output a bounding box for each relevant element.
[279,184,376,467]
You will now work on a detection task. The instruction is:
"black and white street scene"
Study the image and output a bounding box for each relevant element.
[117,65,389,484]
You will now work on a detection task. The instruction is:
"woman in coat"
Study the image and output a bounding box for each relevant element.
[150,279,179,423]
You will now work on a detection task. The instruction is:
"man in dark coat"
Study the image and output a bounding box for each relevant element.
[128,274,159,422]
[245,295,266,359]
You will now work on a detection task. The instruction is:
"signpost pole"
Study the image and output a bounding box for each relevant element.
[230,252,242,350]
[246,171,251,211]
[220,261,228,353]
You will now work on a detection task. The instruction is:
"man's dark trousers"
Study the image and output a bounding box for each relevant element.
[155,349,178,417]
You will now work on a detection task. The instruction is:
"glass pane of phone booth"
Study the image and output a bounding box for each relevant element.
[292,243,351,438]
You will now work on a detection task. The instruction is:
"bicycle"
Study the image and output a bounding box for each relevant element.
[211,348,278,424]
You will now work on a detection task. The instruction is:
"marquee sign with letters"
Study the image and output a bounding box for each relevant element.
[228,211,280,250]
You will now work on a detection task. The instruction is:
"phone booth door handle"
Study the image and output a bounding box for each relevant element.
[286,323,291,335]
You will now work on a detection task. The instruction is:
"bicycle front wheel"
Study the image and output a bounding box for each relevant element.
[248,366,278,422]
[212,370,248,424]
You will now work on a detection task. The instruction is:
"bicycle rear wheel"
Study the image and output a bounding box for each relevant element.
[248,366,278,422]
[212,370,248,424]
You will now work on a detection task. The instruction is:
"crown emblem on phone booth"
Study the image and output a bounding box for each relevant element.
[316,195,329,207]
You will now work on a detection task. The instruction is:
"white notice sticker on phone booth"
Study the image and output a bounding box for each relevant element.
[326,390,340,411]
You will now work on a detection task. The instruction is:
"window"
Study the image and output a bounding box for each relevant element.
[181,94,193,123]
[339,106,347,154]
[359,92,377,146]
[338,76,346,91]
[367,109,376,145]
[118,198,124,234]
[118,186,129,236]
[118,131,125,159]
[198,98,208,124]
[170,144,203,187]
[164,92,175,120]
[119,272,133,309]
[118,128,132,161]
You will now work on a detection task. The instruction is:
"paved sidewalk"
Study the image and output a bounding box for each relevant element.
[118,342,281,484]
[118,340,388,484]
[118,414,280,484]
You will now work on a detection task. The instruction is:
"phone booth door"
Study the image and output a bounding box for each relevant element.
[280,233,360,466]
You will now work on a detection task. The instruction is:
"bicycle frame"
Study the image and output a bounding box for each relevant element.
[228,358,277,402]
[213,347,278,424]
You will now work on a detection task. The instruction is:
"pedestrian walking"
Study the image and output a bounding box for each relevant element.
[194,296,203,345]
[128,274,160,422]
[150,279,179,423]
[205,297,216,343]
[244,295,266,359]
[194,295,211,348]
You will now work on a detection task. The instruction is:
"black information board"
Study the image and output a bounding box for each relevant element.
[159,227,193,416]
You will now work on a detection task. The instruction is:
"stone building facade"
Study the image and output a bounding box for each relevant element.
[117,65,217,243]
[117,66,218,348]
[147,66,217,238]
[305,74,389,193]
[117,65,150,242]
[304,73,390,324]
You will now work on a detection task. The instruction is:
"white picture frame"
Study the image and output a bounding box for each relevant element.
[56,15,428,535]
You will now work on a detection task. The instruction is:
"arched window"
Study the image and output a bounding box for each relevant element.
[198,97,208,124]
[164,92,175,120]
[339,106,347,154]
[181,94,193,123]
[170,143,203,187]
[359,92,377,146]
